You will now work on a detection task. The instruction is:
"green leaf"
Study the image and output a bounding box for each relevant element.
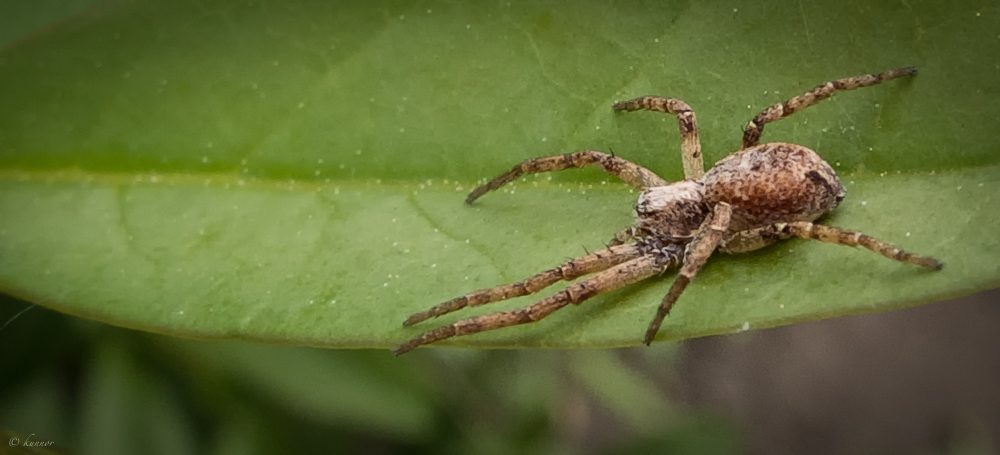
[1,0,998,350]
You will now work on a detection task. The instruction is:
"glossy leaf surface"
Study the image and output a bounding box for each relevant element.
[1,0,998,349]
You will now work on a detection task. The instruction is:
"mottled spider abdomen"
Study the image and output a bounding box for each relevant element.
[702,142,845,232]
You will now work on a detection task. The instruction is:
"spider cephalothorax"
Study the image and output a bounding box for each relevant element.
[395,67,942,355]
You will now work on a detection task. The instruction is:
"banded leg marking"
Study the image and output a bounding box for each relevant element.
[784,222,943,269]
[395,254,676,355]
[402,243,647,327]
[644,202,733,345]
[614,96,704,180]
[742,67,917,149]
[466,150,668,204]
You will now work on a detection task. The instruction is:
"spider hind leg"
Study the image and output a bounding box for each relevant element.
[784,222,943,269]
[741,67,916,149]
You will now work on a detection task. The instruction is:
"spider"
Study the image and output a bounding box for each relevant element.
[394,67,943,355]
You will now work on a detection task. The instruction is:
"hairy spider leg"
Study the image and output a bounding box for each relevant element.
[718,224,786,253]
[741,67,917,150]
[395,252,680,355]
[644,202,733,345]
[782,222,944,269]
[465,150,668,204]
[613,96,704,180]
[402,243,647,327]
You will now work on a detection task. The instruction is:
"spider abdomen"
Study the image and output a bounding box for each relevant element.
[702,142,845,232]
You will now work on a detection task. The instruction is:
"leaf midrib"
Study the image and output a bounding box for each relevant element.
[2,163,993,191]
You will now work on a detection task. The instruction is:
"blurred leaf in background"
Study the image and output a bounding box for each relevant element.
[0,293,740,454]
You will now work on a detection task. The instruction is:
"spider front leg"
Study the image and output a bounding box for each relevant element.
[465,150,668,204]
[613,96,704,180]
[644,202,733,345]
[395,252,680,355]
[402,242,648,326]
[741,67,917,149]
[783,222,943,269]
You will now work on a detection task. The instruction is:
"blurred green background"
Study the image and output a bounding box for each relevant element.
[0,293,738,455]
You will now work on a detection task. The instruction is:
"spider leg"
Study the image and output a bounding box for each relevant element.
[395,253,678,355]
[741,67,916,150]
[644,202,733,345]
[783,222,943,269]
[465,150,668,204]
[402,242,648,327]
[718,224,786,253]
[613,97,704,180]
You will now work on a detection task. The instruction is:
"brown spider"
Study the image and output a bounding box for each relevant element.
[394,67,943,355]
